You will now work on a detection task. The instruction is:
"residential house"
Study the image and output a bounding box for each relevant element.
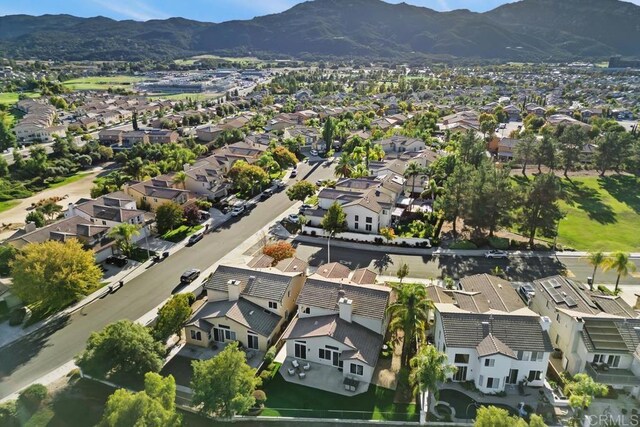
[529,275,640,394]
[124,179,190,211]
[98,129,123,146]
[281,278,391,392]
[183,158,230,200]
[121,131,149,147]
[283,126,322,150]
[147,129,179,144]
[184,265,305,351]
[376,135,426,154]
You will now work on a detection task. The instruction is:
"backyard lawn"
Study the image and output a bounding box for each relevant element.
[162,225,204,243]
[62,76,146,91]
[557,175,640,252]
[260,374,417,421]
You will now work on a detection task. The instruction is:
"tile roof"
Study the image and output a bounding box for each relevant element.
[187,299,281,337]
[247,254,275,269]
[275,257,308,274]
[591,295,637,318]
[426,285,455,304]
[476,334,517,359]
[458,274,525,313]
[282,315,383,366]
[350,268,377,285]
[204,265,298,302]
[439,311,553,353]
[581,318,640,354]
[533,275,601,315]
[314,262,351,279]
[297,278,390,320]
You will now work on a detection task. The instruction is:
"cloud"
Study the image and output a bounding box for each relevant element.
[88,0,169,21]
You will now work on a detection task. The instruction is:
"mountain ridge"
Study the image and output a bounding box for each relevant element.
[0,0,639,62]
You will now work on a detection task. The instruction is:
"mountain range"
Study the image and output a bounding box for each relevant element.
[1,0,639,62]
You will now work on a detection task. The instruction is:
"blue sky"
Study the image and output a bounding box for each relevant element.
[1,0,639,22]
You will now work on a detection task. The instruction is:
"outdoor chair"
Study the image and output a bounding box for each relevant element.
[298,372,306,379]
[303,362,310,371]
[292,359,300,369]
[287,368,296,376]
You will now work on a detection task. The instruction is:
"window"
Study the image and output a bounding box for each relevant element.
[530,351,541,362]
[382,210,387,215]
[303,307,310,314]
[527,370,542,382]
[354,223,359,230]
[190,330,202,341]
[366,217,372,223]
[556,313,560,321]
[555,334,560,344]
[365,224,372,232]
[247,333,259,350]
[517,351,524,360]
[269,301,278,309]
[294,341,307,359]
[355,215,359,222]
[350,364,364,376]
[486,377,499,389]
[319,349,331,360]
[484,359,495,367]
[102,220,107,225]
[287,290,291,298]
[454,354,469,364]
[607,355,621,367]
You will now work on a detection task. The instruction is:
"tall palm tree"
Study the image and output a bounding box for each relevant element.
[404,162,423,206]
[334,153,353,178]
[603,251,636,293]
[108,223,141,258]
[386,282,433,365]
[586,251,605,290]
[369,143,386,162]
[410,345,456,408]
[172,171,187,190]
[351,163,370,178]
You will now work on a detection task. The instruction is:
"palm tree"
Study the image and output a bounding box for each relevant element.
[427,179,442,201]
[410,345,456,408]
[386,282,434,365]
[602,251,636,293]
[173,171,187,189]
[334,153,353,178]
[586,251,605,290]
[369,144,386,162]
[108,223,141,258]
[351,163,370,178]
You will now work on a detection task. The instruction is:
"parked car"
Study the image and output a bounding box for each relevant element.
[108,280,124,293]
[315,179,324,186]
[188,232,204,245]
[290,169,298,178]
[231,205,245,217]
[485,250,508,259]
[106,255,128,267]
[273,179,285,189]
[518,283,536,303]
[261,188,274,199]
[246,200,257,210]
[287,213,300,223]
[152,251,169,262]
[180,268,201,284]
[299,203,314,214]
[310,149,319,156]
[199,210,210,220]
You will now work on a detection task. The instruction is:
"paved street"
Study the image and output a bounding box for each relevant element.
[294,241,640,287]
[0,160,334,399]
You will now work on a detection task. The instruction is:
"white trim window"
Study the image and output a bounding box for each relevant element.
[190,330,202,341]
[484,358,495,367]
[350,363,364,376]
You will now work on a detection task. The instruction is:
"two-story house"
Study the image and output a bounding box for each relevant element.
[124,179,190,211]
[281,279,391,393]
[184,265,305,352]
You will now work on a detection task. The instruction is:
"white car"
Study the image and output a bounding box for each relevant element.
[231,205,245,216]
[287,213,300,223]
[310,149,319,156]
[485,250,508,259]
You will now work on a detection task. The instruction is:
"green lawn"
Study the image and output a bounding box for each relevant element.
[557,175,640,252]
[47,172,92,189]
[148,92,221,101]
[0,91,41,105]
[260,374,417,421]
[161,224,204,243]
[0,200,20,213]
[62,76,146,91]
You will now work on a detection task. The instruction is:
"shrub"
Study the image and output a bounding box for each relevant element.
[597,285,616,296]
[264,346,277,365]
[253,390,267,405]
[18,383,48,412]
[262,241,295,265]
[8,308,26,326]
[449,240,478,249]
[488,237,509,250]
[0,401,18,427]
[259,370,272,383]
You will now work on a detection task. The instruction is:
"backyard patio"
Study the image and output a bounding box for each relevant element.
[278,357,370,396]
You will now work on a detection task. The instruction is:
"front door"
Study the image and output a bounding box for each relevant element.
[453,366,467,382]
[332,351,343,368]
[213,328,225,343]
[507,369,519,385]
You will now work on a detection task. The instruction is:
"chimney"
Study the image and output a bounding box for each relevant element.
[634,294,640,310]
[227,279,243,301]
[183,163,190,172]
[575,316,585,332]
[24,222,37,233]
[539,316,551,332]
[67,202,76,218]
[338,296,353,323]
[481,321,490,338]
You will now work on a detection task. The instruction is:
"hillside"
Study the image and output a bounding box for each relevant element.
[0,0,639,61]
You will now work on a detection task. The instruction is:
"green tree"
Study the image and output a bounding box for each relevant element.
[99,372,181,427]
[322,117,335,147]
[517,173,564,249]
[557,124,588,178]
[77,319,165,378]
[286,180,317,202]
[11,239,102,310]
[387,282,433,365]
[404,161,424,197]
[586,251,606,288]
[155,201,184,235]
[320,202,347,263]
[434,163,471,237]
[0,400,18,427]
[0,244,18,276]
[334,153,354,178]
[457,130,486,167]
[602,251,636,293]
[396,262,409,283]
[564,373,608,420]
[108,223,140,258]
[152,293,193,343]
[38,199,62,223]
[535,134,557,173]
[410,345,456,407]
[191,342,260,419]
[479,113,497,140]
[132,111,139,131]
[474,405,544,427]
[379,226,396,244]
[270,146,297,168]
[469,163,515,236]
[172,171,187,189]
[0,156,9,178]
[17,383,48,413]
[514,134,537,176]
[0,111,16,151]
[228,160,270,196]
[25,210,45,228]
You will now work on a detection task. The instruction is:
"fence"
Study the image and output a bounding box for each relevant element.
[301,226,431,247]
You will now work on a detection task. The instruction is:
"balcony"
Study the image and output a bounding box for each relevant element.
[584,362,640,386]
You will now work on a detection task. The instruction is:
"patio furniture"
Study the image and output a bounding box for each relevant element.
[303,362,310,371]
[287,368,296,376]
[292,359,300,369]
[298,372,306,379]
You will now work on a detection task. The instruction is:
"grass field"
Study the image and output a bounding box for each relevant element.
[161,224,204,243]
[557,175,640,252]
[261,374,417,421]
[174,54,263,66]
[149,92,222,101]
[47,172,92,190]
[0,91,41,105]
[62,76,146,91]
[0,200,20,214]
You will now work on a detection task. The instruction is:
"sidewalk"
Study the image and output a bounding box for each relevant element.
[0,201,303,404]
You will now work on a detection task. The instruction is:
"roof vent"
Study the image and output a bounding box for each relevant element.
[498,284,502,289]
[249,310,254,316]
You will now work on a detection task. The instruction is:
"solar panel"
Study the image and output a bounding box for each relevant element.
[564,296,578,308]
[550,278,562,289]
[541,280,564,304]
